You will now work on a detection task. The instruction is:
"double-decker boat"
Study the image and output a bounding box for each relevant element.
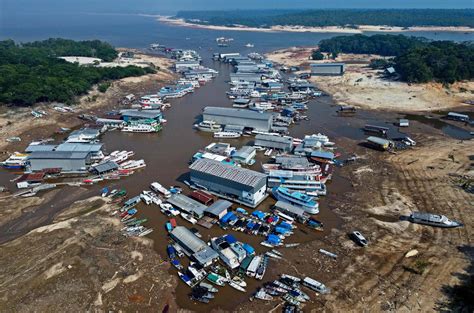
[272,186,319,214]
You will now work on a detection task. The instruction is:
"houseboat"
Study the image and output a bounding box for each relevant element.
[267,171,327,196]
[122,123,161,133]
[151,181,171,198]
[272,187,319,214]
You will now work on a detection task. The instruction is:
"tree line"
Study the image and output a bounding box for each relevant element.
[176,9,474,28]
[314,35,474,84]
[0,39,154,106]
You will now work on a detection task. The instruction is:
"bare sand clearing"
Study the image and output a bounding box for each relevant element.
[157,16,474,34]
[0,52,175,153]
[266,47,474,112]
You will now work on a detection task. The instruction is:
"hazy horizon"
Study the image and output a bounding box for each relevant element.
[1,0,473,16]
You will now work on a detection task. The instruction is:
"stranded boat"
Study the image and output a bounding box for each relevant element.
[303,276,329,294]
[272,186,319,214]
[408,212,463,228]
[1,152,28,169]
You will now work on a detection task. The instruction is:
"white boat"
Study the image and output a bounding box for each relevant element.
[303,276,329,294]
[181,212,197,224]
[231,276,247,288]
[122,124,159,133]
[408,212,463,228]
[281,274,301,283]
[245,43,254,48]
[254,289,273,301]
[138,228,153,237]
[151,182,171,198]
[194,120,222,133]
[140,192,152,205]
[265,251,283,260]
[229,280,246,292]
[1,152,28,169]
[119,159,146,170]
[213,131,241,139]
[199,282,218,293]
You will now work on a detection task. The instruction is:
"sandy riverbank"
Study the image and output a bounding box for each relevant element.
[157,16,474,34]
[0,51,175,153]
[266,47,474,112]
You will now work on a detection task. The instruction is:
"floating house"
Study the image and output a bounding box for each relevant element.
[232,146,256,165]
[273,200,308,222]
[255,134,293,151]
[120,109,163,123]
[170,226,219,267]
[202,107,273,132]
[204,199,232,219]
[167,194,207,219]
[189,158,268,207]
[310,63,345,76]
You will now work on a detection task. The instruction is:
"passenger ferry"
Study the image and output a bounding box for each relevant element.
[121,123,161,133]
[213,131,241,139]
[262,163,321,176]
[272,186,319,214]
[267,171,327,196]
[194,120,222,133]
[408,212,463,228]
[1,152,29,169]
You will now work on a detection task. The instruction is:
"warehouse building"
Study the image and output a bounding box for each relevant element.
[189,158,268,207]
[205,199,232,219]
[28,151,92,172]
[310,63,345,76]
[255,134,293,151]
[170,226,219,266]
[203,107,272,132]
[167,194,207,218]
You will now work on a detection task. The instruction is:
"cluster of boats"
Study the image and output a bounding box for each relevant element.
[253,274,329,309]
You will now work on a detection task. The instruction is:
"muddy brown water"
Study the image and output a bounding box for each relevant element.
[0,57,434,310]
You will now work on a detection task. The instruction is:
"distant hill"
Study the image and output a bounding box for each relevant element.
[176,9,474,28]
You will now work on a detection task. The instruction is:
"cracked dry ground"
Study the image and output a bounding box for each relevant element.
[0,197,178,312]
[325,136,473,312]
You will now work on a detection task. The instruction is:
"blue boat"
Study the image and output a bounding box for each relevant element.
[272,186,319,214]
[167,244,177,259]
[165,222,173,232]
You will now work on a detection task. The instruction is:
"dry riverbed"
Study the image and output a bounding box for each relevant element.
[266,47,474,112]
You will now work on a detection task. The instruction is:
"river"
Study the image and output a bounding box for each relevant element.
[0,11,472,311]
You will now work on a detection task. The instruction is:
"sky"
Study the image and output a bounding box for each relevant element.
[1,0,473,15]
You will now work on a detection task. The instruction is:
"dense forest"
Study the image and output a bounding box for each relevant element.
[176,9,474,28]
[314,35,474,84]
[0,39,154,106]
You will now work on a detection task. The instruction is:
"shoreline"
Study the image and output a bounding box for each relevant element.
[265,47,474,112]
[0,50,175,153]
[157,15,474,34]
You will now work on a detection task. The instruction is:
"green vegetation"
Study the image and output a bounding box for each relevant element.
[318,34,427,57]
[403,259,431,275]
[311,50,324,60]
[315,35,474,84]
[176,9,474,28]
[0,39,155,105]
[98,82,111,93]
